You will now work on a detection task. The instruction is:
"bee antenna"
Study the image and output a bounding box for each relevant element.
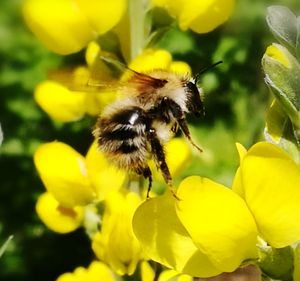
[194,61,223,84]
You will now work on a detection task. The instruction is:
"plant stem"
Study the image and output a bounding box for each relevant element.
[129,0,145,60]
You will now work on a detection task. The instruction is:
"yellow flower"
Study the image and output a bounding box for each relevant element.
[233,142,300,248]
[34,81,86,122]
[128,49,191,75]
[56,261,116,281]
[150,138,193,184]
[141,261,193,281]
[133,142,300,277]
[34,141,127,206]
[133,182,257,277]
[92,190,142,275]
[23,0,127,54]
[264,44,291,69]
[36,192,83,233]
[85,141,127,201]
[34,141,96,207]
[152,0,235,33]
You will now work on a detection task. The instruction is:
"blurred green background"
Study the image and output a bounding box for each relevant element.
[0,0,299,280]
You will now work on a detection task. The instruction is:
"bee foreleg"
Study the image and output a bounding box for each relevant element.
[165,98,203,153]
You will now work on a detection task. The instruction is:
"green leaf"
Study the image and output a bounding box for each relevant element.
[294,243,300,281]
[266,6,298,50]
[258,245,294,281]
[0,123,3,147]
[0,235,13,258]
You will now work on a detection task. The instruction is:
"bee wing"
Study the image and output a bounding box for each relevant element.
[47,54,167,93]
[47,66,122,92]
[98,55,168,92]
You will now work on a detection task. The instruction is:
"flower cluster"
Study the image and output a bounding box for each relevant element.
[23,0,300,279]
[133,141,300,278]
[262,6,300,163]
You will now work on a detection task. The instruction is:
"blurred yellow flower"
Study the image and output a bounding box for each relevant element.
[34,81,86,122]
[34,141,96,207]
[86,141,127,201]
[152,0,235,33]
[127,49,191,75]
[56,261,116,281]
[133,142,300,277]
[92,190,142,275]
[150,137,193,183]
[34,141,128,207]
[23,0,127,54]
[36,192,83,233]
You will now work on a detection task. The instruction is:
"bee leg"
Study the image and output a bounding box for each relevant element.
[142,166,153,199]
[165,97,203,153]
[147,128,179,199]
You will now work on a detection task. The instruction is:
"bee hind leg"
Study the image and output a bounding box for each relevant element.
[142,166,152,199]
[147,128,179,199]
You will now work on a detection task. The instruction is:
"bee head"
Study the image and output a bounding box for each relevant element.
[185,61,222,117]
[185,80,204,117]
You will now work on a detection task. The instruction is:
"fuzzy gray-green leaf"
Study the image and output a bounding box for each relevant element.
[267,6,298,50]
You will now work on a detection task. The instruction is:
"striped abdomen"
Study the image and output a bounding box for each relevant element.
[94,106,148,173]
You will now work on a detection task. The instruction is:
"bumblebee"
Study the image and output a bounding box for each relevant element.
[93,63,206,197]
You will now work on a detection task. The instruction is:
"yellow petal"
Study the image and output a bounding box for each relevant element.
[187,0,235,33]
[169,61,192,76]
[132,191,222,278]
[92,191,142,275]
[56,261,116,281]
[75,0,127,35]
[241,142,300,247]
[176,176,258,272]
[151,138,192,183]
[140,261,155,281]
[23,0,93,54]
[86,141,127,201]
[36,192,83,233]
[152,0,235,33]
[34,142,96,207]
[34,81,86,122]
[85,41,101,67]
[84,91,119,116]
[158,269,193,281]
[265,44,291,69]
[128,49,172,73]
[232,143,247,198]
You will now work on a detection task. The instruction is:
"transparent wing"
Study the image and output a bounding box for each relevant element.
[47,53,168,93]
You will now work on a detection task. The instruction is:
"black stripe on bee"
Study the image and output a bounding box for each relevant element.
[116,142,139,153]
[101,127,139,140]
[111,107,145,125]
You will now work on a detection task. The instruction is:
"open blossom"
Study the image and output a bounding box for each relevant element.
[92,190,142,275]
[33,141,126,209]
[133,142,300,277]
[56,261,116,281]
[152,0,235,33]
[23,0,127,54]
